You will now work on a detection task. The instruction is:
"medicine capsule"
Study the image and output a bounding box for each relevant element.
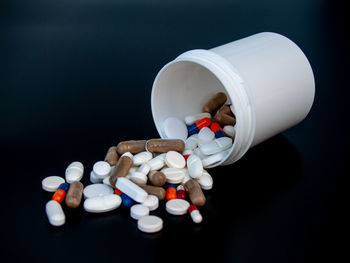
[109,152,133,187]
[52,183,69,203]
[146,139,185,153]
[114,188,134,207]
[148,171,166,187]
[65,181,83,208]
[116,140,146,155]
[210,122,226,138]
[104,146,119,166]
[166,184,177,200]
[184,179,206,206]
[187,117,211,136]
[176,185,186,200]
[214,105,236,126]
[202,92,227,115]
[137,184,166,200]
[188,204,203,223]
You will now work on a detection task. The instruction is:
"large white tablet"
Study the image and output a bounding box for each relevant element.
[83,183,113,199]
[137,215,163,233]
[83,194,121,213]
[115,177,148,203]
[42,176,65,192]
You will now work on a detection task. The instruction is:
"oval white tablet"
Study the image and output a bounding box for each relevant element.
[133,151,153,166]
[184,112,211,125]
[93,161,111,179]
[142,195,159,211]
[162,117,188,141]
[42,176,65,192]
[197,170,213,190]
[185,134,199,150]
[201,150,229,168]
[130,171,148,185]
[199,137,232,155]
[83,194,121,213]
[90,171,103,184]
[116,177,148,203]
[138,163,150,175]
[193,147,209,160]
[162,167,186,184]
[166,199,190,215]
[147,155,166,171]
[197,127,215,146]
[224,125,236,138]
[181,169,191,185]
[165,151,186,169]
[46,200,65,226]
[187,154,203,179]
[130,204,150,220]
[83,183,113,199]
[137,215,163,233]
[65,161,84,183]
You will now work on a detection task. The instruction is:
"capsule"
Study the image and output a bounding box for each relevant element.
[188,204,203,223]
[166,184,177,200]
[146,139,185,153]
[176,185,186,200]
[184,179,206,206]
[65,181,83,208]
[114,188,134,207]
[137,184,166,200]
[116,140,146,155]
[187,117,211,136]
[104,146,119,166]
[109,152,133,187]
[52,183,69,203]
[202,92,227,115]
[148,171,166,187]
[210,122,226,138]
[214,105,236,126]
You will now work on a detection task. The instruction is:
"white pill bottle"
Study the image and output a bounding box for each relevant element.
[151,32,315,167]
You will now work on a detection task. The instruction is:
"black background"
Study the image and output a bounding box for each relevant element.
[0,1,348,262]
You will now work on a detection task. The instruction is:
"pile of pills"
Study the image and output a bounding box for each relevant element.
[42,92,236,233]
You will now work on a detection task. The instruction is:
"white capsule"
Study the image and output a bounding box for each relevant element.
[197,127,215,146]
[184,112,211,125]
[190,209,203,224]
[147,153,166,171]
[197,170,213,190]
[165,151,186,169]
[93,161,111,179]
[200,137,232,155]
[162,167,186,184]
[90,171,103,184]
[201,150,229,168]
[130,171,148,185]
[223,125,236,138]
[185,134,199,150]
[46,200,65,226]
[65,161,84,183]
[83,194,121,213]
[133,151,153,166]
[187,154,203,179]
[116,177,148,203]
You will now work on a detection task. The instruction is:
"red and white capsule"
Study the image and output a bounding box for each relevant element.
[176,185,186,200]
[188,205,202,223]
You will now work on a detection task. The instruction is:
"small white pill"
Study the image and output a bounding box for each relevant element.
[162,117,188,141]
[197,127,215,146]
[90,171,103,184]
[137,215,163,233]
[201,150,229,168]
[116,177,148,203]
[184,112,211,125]
[185,134,199,150]
[46,200,65,226]
[130,204,150,220]
[147,155,166,171]
[224,125,236,138]
[200,137,232,155]
[165,151,186,169]
[65,161,84,183]
[142,195,159,211]
[193,147,209,160]
[93,161,111,179]
[197,170,213,190]
[83,194,121,213]
[83,183,113,199]
[42,176,65,192]
[130,171,148,185]
[162,167,186,184]
[187,154,203,179]
[166,199,190,215]
[133,151,153,166]
[138,163,151,175]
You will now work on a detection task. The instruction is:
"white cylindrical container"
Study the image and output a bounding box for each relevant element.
[151,32,315,167]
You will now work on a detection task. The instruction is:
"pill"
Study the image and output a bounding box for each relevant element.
[200,137,232,155]
[137,184,166,200]
[142,195,159,211]
[223,125,236,138]
[201,150,229,168]
[217,104,235,116]
[187,154,203,179]
[162,167,186,184]
[83,194,122,213]
[210,122,226,138]
[202,92,227,115]
[133,151,153,166]
[197,127,215,146]
[90,171,103,183]
[52,183,69,203]
[114,188,134,207]
[187,117,211,136]
[214,105,236,126]
[137,215,163,233]
[65,181,84,208]
[176,185,186,200]
[83,183,113,199]
[166,184,177,200]
[197,170,213,190]
[165,151,186,169]
[109,152,133,187]
[193,147,209,160]
[162,117,188,141]
[184,179,206,206]
[130,204,150,220]
[104,146,119,166]
[92,161,111,179]
[185,134,199,150]
[148,171,166,186]
[146,139,185,153]
[102,176,114,187]
[115,177,148,203]
[182,149,194,161]
[130,172,148,185]
[188,205,203,223]
[182,169,191,185]
[138,163,151,175]
[184,112,212,125]
[42,176,65,192]
[147,153,166,171]
[65,161,84,183]
[116,140,146,155]
[166,199,190,215]
[46,200,65,226]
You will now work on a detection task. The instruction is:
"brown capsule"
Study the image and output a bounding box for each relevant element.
[109,154,133,187]
[65,181,83,208]
[184,179,206,206]
[202,92,227,115]
[146,139,185,153]
[137,184,166,200]
[214,111,236,126]
[217,104,234,117]
[148,171,166,187]
[104,146,119,166]
[116,140,146,155]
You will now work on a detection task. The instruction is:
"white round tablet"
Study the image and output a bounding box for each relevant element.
[42,176,65,192]
[90,171,103,184]
[165,151,186,169]
[83,183,113,199]
[93,161,111,179]
[142,195,159,211]
[130,204,150,220]
[137,215,163,233]
[162,167,186,184]
[166,199,190,215]
[162,117,188,141]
